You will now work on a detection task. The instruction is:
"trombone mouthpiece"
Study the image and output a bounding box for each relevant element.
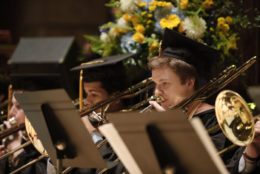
[156,96,164,103]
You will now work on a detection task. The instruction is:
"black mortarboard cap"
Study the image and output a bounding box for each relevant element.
[161,28,219,68]
[71,53,136,71]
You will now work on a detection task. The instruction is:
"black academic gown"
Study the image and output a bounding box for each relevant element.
[193,109,260,174]
[61,140,125,174]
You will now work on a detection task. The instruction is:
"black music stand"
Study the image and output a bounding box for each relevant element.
[99,110,229,174]
[15,89,107,173]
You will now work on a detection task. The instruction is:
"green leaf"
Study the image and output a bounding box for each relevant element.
[105,0,121,8]
[83,35,100,42]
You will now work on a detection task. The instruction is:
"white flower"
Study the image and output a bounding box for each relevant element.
[183,16,207,40]
[100,32,110,43]
[117,17,127,26]
[120,0,138,13]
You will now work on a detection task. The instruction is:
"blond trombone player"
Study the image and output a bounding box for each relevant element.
[149,28,260,174]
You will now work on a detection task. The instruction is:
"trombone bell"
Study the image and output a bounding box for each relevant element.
[215,90,255,146]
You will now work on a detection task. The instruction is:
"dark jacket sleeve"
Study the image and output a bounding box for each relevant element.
[0,143,48,174]
[66,140,125,174]
[193,109,245,174]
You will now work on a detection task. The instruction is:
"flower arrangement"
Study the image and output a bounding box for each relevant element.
[84,0,260,70]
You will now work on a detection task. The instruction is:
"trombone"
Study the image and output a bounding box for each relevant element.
[172,56,258,154]
[0,77,155,174]
[142,56,258,154]
[80,77,155,121]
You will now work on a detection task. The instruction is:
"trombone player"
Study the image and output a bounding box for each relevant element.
[0,88,47,174]
[148,28,260,174]
[47,54,135,174]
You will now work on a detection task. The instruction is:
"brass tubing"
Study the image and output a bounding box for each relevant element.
[10,154,46,174]
[62,166,73,174]
[0,141,32,160]
[98,158,120,174]
[7,84,12,120]
[62,139,108,174]
[79,69,84,111]
[0,123,25,139]
[207,124,220,134]
[80,78,154,116]
[218,144,237,155]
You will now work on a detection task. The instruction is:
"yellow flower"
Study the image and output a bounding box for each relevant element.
[135,24,145,34]
[223,24,230,31]
[160,14,181,29]
[131,15,139,26]
[149,1,156,6]
[217,17,225,23]
[151,1,171,7]
[141,11,147,16]
[210,27,214,32]
[149,5,156,12]
[165,2,172,7]
[217,22,225,30]
[217,21,230,32]
[112,28,120,37]
[139,2,147,7]
[157,1,163,6]
[149,40,159,51]
[180,0,188,10]
[133,32,144,43]
[178,21,184,33]
[123,14,132,22]
[147,20,153,25]
[113,28,129,36]
[225,16,232,24]
[147,13,153,18]
[121,29,130,33]
[202,0,214,10]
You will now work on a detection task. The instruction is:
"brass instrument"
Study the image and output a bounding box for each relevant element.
[7,84,12,119]
[0,117,45,161]
[80,77,155,120]
[173,56,256,111]
[170,56,257,153]
[61,78,156,174]
[215,90,256,146]
[139,96,164,113]
[0,117,25,139]
[1,77,155,173]
[140,57,257,154]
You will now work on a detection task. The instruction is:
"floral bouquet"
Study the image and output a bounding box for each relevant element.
[84,0,259,70]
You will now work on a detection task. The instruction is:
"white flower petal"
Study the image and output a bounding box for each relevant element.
[120,0,138,13]
[183,16,207,40]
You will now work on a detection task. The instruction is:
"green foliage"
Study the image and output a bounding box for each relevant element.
[105,0,121,7]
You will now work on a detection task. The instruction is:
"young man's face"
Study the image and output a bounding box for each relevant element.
[83,81,109,106]
[152,65,195,109]
[10,94,26,125]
